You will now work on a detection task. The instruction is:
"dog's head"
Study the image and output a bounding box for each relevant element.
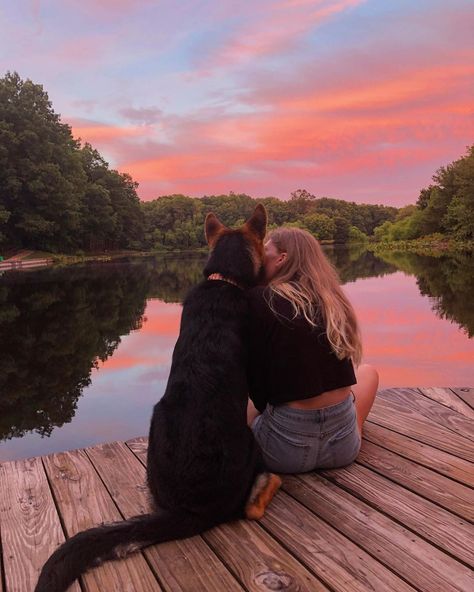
[203,204,267,287]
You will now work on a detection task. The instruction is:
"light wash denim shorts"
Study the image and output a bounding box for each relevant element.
[251,393,361,473]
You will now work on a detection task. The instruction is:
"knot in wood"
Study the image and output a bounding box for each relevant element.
[255,570,295,590]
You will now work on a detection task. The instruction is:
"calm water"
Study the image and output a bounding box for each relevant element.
[1,248,473,461]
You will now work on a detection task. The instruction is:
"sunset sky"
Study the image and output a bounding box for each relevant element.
[1,0,473,206]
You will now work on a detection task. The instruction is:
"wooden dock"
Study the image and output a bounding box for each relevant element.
[1,387,473,592]
[0,258,53,272]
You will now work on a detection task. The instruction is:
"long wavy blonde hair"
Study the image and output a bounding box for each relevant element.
[266,227,362,366]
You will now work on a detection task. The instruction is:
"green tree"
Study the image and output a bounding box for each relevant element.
[0,72,86,251]
[289,188,315,215]
[443,145,474,240]
[333,216,350,243]
[0,72,144,253]
[301,213,335,240]
[79,144,117,249]
[373,220,393,242]
[348,226,368,243]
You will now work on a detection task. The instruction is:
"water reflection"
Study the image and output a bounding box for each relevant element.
[324,245,398,284]
[0,247,472,455]
[374,250,474,338]
[0,262,149,441]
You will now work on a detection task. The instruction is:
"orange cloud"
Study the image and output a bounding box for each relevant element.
[278,63,474,113]
[70,119,146,144]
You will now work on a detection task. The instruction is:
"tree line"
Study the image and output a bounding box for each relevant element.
[1,72,470,254]
[141,191,398,250]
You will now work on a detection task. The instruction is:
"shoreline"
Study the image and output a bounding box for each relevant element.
[2,238,472,270]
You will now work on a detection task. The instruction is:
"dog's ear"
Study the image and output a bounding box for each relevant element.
[244,204,267,240]
[205,212,226,246]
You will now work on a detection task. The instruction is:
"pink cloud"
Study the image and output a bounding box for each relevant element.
[197,0,365,69]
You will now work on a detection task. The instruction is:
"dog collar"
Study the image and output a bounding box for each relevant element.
[207,273,242,289]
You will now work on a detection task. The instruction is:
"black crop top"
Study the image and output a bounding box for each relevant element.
[247,286,356,412]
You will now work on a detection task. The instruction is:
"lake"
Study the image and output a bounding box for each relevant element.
[1,247,473,461]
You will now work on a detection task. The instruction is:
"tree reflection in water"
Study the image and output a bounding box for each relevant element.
[0,262,149,441]
[374,250,474,338]
[0,247,472,445]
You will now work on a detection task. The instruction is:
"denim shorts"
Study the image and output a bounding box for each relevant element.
[251,394,361,473]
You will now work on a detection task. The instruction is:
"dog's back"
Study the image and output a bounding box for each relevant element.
[148,209,268,518]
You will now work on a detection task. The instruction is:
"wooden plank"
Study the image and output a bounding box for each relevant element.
[86,441,243,592]
[377,389,474,441]
[0,536,3,592]
[357,440,474,520]
[124,438,328,591]
[126,436,148,464]
[42,449,161,592]
[260,490,416,592]
[322,463,474,567]
[0,457,81,592]
[368,393,474,461]
[0,535,3,592]
[451,387,474,410]
[284,473,473,592]
[204,520,329,592]
[418,388,474,419]
[363,422,474,488]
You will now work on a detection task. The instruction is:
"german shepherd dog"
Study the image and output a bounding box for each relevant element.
[35,204,281,592]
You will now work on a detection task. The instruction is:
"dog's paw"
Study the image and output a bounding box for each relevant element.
[245,472,282,520]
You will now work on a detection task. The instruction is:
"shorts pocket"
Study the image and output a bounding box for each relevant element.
[256,422,313,474]
[322,414,361,468]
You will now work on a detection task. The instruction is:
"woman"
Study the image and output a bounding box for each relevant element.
[247,227,378,473]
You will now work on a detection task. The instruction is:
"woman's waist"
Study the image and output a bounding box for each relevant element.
[264,390,355,432]
[284,386,353,410]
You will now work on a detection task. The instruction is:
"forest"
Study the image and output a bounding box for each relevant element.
[0,72,472,254]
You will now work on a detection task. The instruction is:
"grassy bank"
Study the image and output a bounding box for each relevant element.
[366,235,473,256]
[20,248,208,267]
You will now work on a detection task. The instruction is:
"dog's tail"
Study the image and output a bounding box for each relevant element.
[34,509,210,592]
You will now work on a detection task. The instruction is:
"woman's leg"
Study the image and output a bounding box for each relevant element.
[352,363,379,435]
[247,399,261,426]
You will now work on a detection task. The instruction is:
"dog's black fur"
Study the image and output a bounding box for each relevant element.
[34,205,272,592]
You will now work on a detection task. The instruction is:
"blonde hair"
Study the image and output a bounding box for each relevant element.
[266,227,362,366]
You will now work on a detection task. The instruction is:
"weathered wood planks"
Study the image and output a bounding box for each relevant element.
[261,490,416,592]
[451,387,474,410]
[1,386,473,592]
[42,449,161,592]
[203,520,328,592]
[0,457,81,592]
[369,389,474,460]
[363,422,474,487]
[322,462,474,567]
[418,387,474,419]
[357,440,474,520]
[283,472,473,592]
[378,389,474,441]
